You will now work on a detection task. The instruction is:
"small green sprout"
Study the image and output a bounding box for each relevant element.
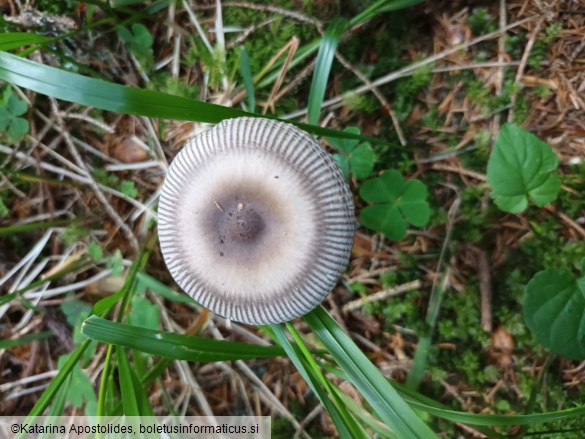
[120,180,138,198]
[359,169,431,241]
[328,127,376,180]
[106,249,124,276]
[87,241,104,262]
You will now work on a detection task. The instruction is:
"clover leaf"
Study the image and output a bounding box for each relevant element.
[0,90,29,141]
[524,267,585,360]
[359,169,430,241]
[117,23,153,59]
[487,123,560,213]
[328,127,376,180]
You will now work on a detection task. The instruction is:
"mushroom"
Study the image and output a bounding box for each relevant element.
[158,117,354,325]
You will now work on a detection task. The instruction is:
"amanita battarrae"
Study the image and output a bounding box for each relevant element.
[158,117,355,325]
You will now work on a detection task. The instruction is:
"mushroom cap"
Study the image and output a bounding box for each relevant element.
[158,117,355,325]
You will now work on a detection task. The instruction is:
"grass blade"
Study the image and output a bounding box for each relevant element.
[0,51,372,142]
[271,324,367,439]
[82,315,284,362]
[0,219,79,237]
[135,272,197,305]
[0,331,53,349]
[0,33,51,51]
[304,306,438,439]
[116,348,141,416]
[307,19,346,125]
[239,47,256,113]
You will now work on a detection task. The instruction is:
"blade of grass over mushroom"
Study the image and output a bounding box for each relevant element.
[0,52,374,142]
[239,47,256,113]
[307,19,347,125]
[82,316,284,362]
[0,33,52,51]
[271,324,367,439]
[304,306,438,439]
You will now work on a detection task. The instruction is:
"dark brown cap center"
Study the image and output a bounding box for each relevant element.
[225,202,265,242]
[207,194,272,259]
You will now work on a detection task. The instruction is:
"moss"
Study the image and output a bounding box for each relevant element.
[393,64,434,121]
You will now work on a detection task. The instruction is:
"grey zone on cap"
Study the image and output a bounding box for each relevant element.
[158,117,355,325]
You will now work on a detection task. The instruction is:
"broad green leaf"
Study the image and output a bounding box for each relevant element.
[487,123,560,213]
[359,170,430,240]
[82,315,284,361]
[0,51,371,142]
[524,268,585,360]
[307,19,347,125]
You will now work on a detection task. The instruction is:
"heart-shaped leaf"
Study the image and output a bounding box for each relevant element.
[359,170,430,240]
[117,24,153,58]
[0,90,29,141]
[524,268,585,360]
[487,123,560,213]
[329,127,376,180]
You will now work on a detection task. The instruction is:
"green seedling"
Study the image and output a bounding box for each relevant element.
[487,123,560,213]
[87,241,104,262]
[359,169,430,241]
[106,249,124,276]
[0,88,29,141]
[120,180,138,198]
[524,262,585,360]
[328,127,376,180]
